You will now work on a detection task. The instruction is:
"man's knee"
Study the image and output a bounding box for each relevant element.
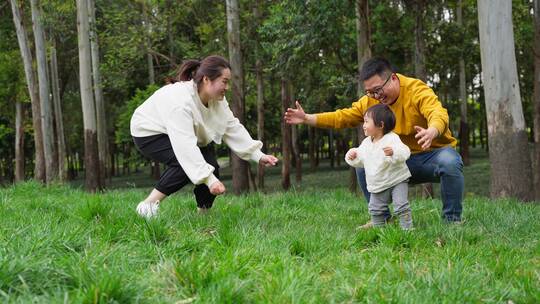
[436,148,463,174]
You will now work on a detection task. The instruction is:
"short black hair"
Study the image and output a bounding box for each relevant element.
[359,57,393,81]
[365,104,396,134]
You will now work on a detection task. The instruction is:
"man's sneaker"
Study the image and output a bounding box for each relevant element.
[136,200,159,218]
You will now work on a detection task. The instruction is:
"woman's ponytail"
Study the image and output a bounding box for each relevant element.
[177,60,201,82]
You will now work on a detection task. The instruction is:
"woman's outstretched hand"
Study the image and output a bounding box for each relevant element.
[259,154,279,167]
[209,180,226,195]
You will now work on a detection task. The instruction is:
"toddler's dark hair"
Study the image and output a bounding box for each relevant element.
[365,104,396,134]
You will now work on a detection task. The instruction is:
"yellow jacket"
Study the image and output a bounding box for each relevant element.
[315,73,457,154]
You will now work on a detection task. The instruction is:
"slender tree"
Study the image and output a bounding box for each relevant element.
[142,2,160,181]
[15,101,24,182]
[77,0,101,192]
[413,0,427,81]
[49,37,67,181]
[534,0,540,200]
[290,85,301,183]
[478,0,533,201]
[281,78,291,190]
[31,0,57,183]
[406,0,433,198]
[10,0,45,182]
[253,0,266,190]
[226,0,249,194]
[458,0,470,166]
[88,0,108,184]
[352,0,371,193]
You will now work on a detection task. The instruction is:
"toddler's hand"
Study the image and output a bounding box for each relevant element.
[383,147,393,156]
[346,148,358,160]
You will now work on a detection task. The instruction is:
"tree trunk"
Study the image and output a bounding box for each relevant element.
[315,128,320,167]
[289,84,302,183]
[166,0,176,67]
[77,0,101,192]
[308,126,316,171]
[226,0,249,194]
[533,0,540,201]
[281,78,291,190]
[478,0,533,201]
[413,0,427,82]
[31,0,57,183]
[353,0,370,192]
[292,125,302,183]
[110,143,116,177]
[147,52,155,85]
[15,101,25,182]
[256,59,265,190]
[143,3,155,85]
[479,116,485,150]
[329,130,334,168]
[336,135,342,167]
[471,121,476,148]
[254,2,265,191]
[356,0,371,92]
[89,0,108,185]
[457,0,470,166]
[409,0,432,198]
[10,0,45,182]
[49,37,67,182]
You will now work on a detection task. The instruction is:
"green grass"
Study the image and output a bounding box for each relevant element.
[1,178,539,303]
[1,149,538,302]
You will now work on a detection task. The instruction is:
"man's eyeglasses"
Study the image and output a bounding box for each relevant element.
[365,74,392,98]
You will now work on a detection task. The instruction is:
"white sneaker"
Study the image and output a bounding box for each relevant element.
[197,207,210,215]
[136,200,160,218]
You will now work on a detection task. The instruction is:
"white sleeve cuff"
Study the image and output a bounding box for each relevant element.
[250,150,265,163]
[203,174,219,188]
[345,156,363,168]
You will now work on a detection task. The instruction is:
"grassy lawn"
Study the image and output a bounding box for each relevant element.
[1,149,538,303]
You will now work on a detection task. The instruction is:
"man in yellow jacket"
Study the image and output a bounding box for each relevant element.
[285,57,463,226]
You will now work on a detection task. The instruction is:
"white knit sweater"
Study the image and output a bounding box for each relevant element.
[345,132,411,193]
[130,80,264,187]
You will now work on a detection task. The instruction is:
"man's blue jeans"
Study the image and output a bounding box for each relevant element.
[356,146,464,222]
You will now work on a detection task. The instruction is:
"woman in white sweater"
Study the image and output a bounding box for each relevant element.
[345,104,413,230]
[131,55,278,218]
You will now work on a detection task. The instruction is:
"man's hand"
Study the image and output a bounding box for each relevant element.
[383,147,393,156]
[346,148,358,160]
[209,180,226,195]
[285,101,307,125]
[259,154,279,167]
[414,126,439,150]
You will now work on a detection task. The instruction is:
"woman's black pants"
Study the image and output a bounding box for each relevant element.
[133,134,219,209]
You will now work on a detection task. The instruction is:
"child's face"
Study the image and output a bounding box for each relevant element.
[363,114,384,138]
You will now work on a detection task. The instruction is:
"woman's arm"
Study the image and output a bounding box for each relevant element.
[166,107,219,187]
[222,107,265,162]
